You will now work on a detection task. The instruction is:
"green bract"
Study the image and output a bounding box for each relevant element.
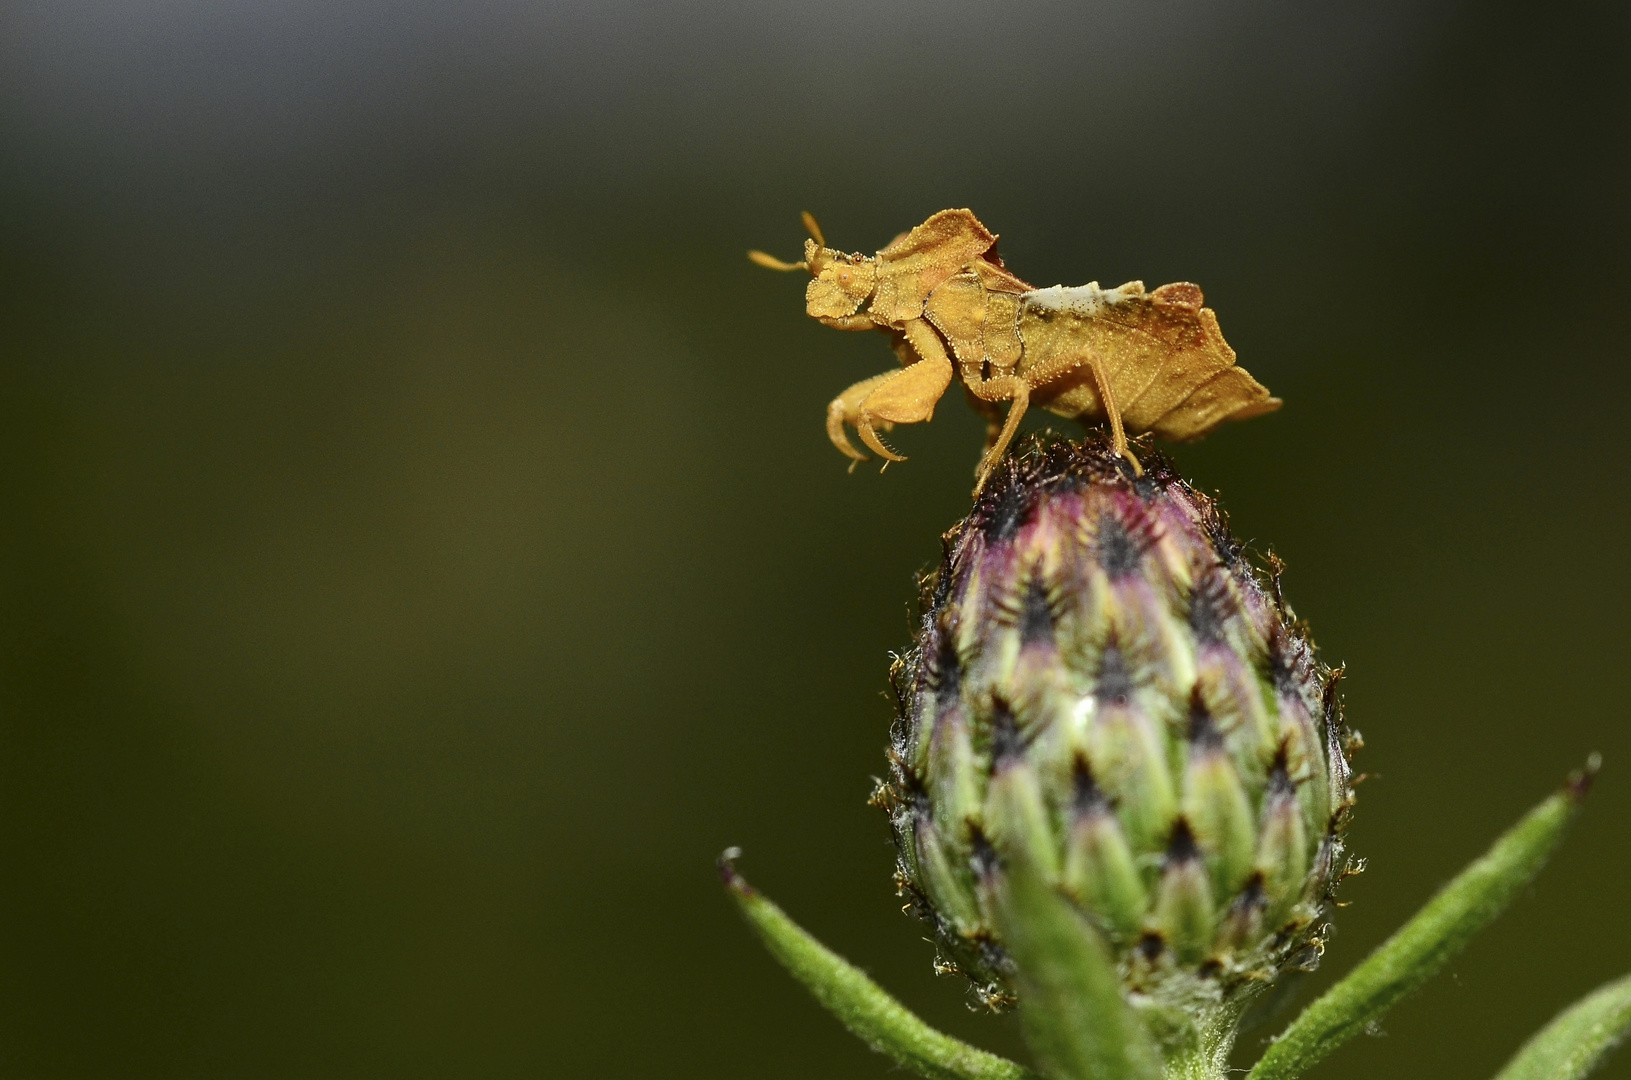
[878,436,1355,1037]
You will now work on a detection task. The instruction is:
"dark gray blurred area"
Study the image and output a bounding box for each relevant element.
[2,1,1628,1077]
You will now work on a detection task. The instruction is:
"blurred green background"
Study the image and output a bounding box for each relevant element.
[1,1,1628,1077]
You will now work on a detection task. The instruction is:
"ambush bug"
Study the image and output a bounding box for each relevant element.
[749,209,1280,492]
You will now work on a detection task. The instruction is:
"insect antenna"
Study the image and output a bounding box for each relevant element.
[800,210,825,247]
[747,249,807,272]
[748,211,827,272]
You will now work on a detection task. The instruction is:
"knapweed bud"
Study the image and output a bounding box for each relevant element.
[877,435,1357,1028]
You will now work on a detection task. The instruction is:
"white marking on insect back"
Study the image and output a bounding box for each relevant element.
[1021,282,1142,317]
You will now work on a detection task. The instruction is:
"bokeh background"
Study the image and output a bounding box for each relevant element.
[1,1,1628,1077]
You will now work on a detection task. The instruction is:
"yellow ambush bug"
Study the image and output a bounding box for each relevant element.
[750,209,1281,490]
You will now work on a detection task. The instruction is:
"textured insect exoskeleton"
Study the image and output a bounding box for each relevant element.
[750,209,1280,491]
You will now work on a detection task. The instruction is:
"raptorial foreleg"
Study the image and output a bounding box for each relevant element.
[850,320,954,463]
[817,315,877,332]
[825,320,954,466]
[827,371,898,462]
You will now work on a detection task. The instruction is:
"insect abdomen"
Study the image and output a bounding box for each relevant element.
[1015,282,1278,440]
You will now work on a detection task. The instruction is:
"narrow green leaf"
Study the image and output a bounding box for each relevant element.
[1491,972,1631,1080]
[1248,756,1599,1080]
[720,850,1043,1080]
[985,805,1161,1080]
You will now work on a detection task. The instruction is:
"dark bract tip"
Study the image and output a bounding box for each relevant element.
[717,846,755,894]
[989,698,1026,767]
[1566,752,1602,802]
[1164,817,1202,864]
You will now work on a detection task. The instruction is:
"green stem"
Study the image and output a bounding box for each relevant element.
[1491,971,1631,1080]
[720,850,1044,1080]
[1248,756,1598,1080]
[1154,1008,1247,1080]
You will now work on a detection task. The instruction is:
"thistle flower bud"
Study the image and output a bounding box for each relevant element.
[878,435,1357,1027]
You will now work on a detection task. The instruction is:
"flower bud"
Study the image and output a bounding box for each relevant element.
[877,435,1357,1018]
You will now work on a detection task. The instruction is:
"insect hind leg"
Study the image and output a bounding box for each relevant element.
[1000,350,1144,477]
[1082,355,1142,476]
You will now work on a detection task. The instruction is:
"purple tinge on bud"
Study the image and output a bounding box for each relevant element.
[878,434,1357,1012]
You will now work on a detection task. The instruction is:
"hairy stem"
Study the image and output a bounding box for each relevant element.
[721,850,1044,1080]
[1491,971,1631,1080]
[1248,757,1597,1080]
